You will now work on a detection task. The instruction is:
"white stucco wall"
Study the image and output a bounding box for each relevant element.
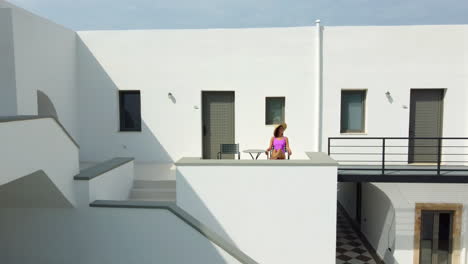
[361,183,468,264]
[0,118,79,206]
[76,161,135,206]
[176,163,337,264]
[0,207,242,264]
[75,25,468,168]
[3,2,468,165]
[77,27,317,165]
[88,161,134,202]
[0,7,17,116]
[322,25,468,164]
[360,183,396,263]
[5,4,79,140]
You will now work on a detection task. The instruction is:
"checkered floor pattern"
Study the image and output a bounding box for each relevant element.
[336,209,377,264]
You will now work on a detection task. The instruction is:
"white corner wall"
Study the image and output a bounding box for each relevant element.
[88,161,134,202]
[0,7,17,116]
[0,118,79,206]
[360,183,396,263]
[361,183,468,264]
[75,161,135,206]
[77,27,317,164]
[176,164,337,264]
[6,4,79,140]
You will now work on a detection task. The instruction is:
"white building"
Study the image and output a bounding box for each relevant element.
[1,1,468,263]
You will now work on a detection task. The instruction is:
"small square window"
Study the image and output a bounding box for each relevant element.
[265,97,285,125]
[119,90,141,131]
[340,90,366,133]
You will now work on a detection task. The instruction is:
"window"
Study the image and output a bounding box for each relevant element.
[119,90,141,131]
[265,97,285,125]
[340,90,366,133]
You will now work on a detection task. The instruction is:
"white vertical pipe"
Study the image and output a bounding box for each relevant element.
[314,19,322,152]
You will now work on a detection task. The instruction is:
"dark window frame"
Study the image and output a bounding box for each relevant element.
[119,90,142,132]
[340,90,367,133]
[265,97,285,125]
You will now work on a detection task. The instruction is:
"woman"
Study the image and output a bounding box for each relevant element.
[266,123,292,160]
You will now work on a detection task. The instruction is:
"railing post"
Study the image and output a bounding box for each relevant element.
[328,138,331,155]
[382,138,386,175]
[437,138,442,175]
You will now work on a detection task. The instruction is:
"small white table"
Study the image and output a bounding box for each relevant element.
[243,149,267,160]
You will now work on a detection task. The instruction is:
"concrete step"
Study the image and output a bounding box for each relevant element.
[129,189,176,201]
[133,180,176,189]
[134,163,176,181]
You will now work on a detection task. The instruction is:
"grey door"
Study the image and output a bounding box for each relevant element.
[408,89,444,163]
[202,92,235,159]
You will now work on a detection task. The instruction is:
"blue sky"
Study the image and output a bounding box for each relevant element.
[7,0,468,30]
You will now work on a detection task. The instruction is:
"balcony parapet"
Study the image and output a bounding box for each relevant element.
[176,152,338,167]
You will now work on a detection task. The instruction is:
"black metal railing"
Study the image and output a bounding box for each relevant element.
[328,137,468,175]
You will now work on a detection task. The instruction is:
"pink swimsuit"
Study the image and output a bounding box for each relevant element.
[273,137,286,151]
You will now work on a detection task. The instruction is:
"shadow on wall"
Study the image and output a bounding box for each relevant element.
[177,172,238,247]
[0,170,72,208]
[362,183,397,264]
[76,38,172,163]
[37,90,59,120]
[0,207,241,264]
[337,182,357,220]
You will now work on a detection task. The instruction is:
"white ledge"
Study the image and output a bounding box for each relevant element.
[176,152,338,166]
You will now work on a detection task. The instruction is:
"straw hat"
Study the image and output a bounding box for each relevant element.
[273,123,287,136]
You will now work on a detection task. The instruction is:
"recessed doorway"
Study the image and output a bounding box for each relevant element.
[414,203,462,264]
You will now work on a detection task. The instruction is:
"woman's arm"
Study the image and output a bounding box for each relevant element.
[266,137,274,151]
[285,137,292,155]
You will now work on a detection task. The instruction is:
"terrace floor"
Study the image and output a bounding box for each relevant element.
[336,207,380,264]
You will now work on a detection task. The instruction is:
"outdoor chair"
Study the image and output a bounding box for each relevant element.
[217,143,241,160]
[268,146,290,160]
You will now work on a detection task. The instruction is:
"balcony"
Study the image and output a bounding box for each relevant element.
[328,137,468,183]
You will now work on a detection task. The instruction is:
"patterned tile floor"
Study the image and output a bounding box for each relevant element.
[336,209,377,264]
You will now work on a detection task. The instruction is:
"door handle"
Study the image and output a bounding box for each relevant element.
[203,125,207,136]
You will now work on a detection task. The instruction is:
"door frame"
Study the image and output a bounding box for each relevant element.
[408,89,445,164]
[413,203,462,264]
[200,91,235,159]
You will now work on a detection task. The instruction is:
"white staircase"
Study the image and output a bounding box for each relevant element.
[129,180,176,201]
[129,163,176,201]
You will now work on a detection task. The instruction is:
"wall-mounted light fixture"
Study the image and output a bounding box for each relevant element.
[385,91,394,103]
[168,92,176,103]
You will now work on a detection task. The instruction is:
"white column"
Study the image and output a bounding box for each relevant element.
[314,19,323,152]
